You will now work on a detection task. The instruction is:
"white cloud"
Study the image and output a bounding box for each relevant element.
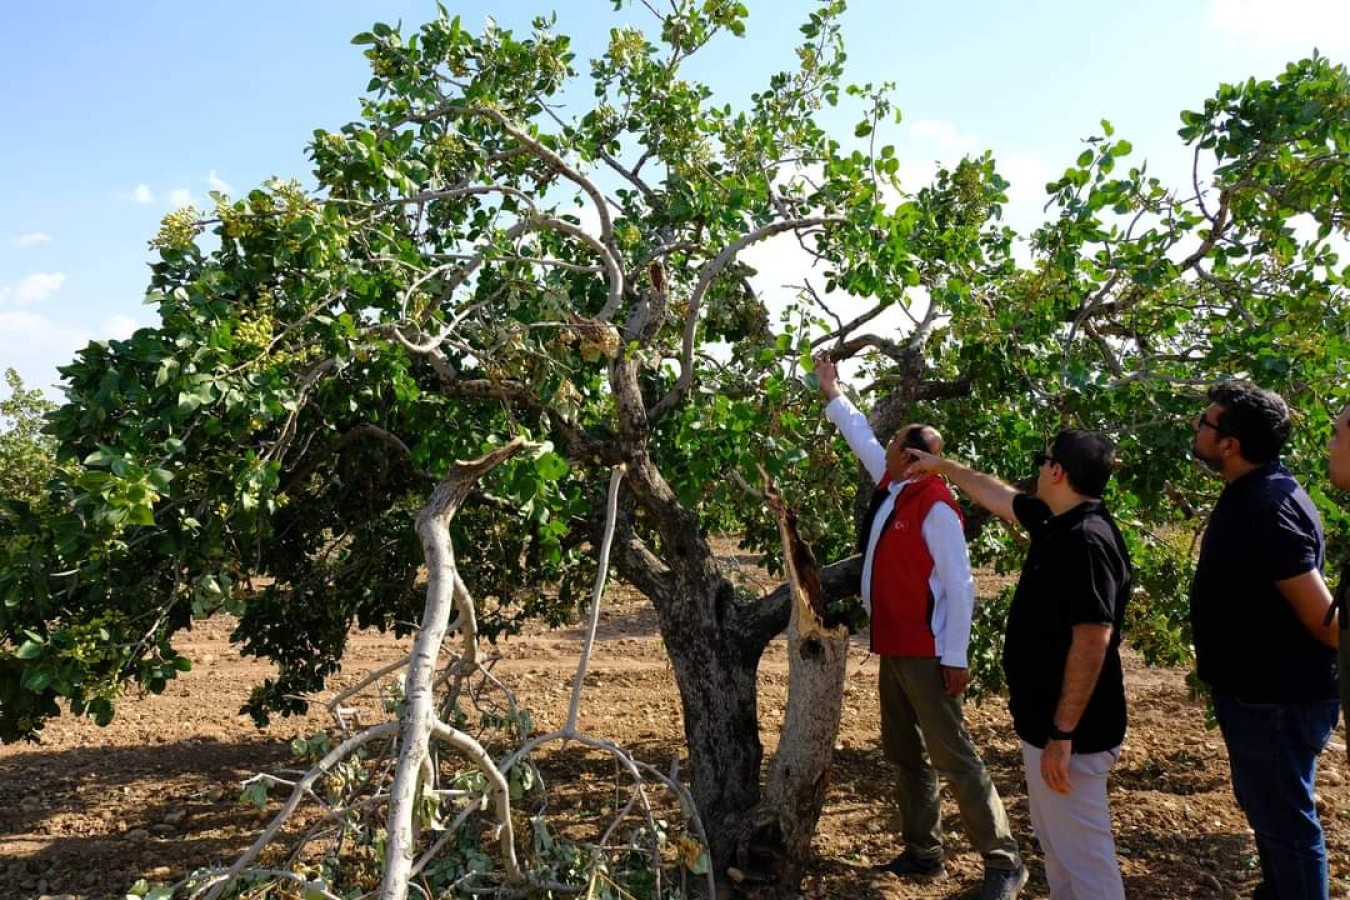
[168,187,193,207]
[899,118,983,194]
[0,272,67,306]
[13,232,52,248]
[0,311,144,398]
[102,314,140,340]
[1208,0,1350,53]
[0,310,90,394]
[999,152,1056,229]
[131,184,154,204]
[908,119,978,156]
[900,118,1052,233]
[207,169,233,194]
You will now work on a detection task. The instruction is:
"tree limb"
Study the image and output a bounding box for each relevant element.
[648,217,838,425]
[730,555,863,653]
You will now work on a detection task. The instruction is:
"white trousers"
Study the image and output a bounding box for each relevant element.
[1020,741,1125,900]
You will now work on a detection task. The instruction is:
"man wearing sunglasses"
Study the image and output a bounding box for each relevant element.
[906,430,1131,900]
[813,354,1026,899]
[1190,381,1339,900]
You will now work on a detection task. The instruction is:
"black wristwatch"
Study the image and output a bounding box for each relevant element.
[1048,724,1075,742]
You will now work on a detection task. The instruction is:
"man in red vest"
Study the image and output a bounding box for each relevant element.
[815,355,1026,899]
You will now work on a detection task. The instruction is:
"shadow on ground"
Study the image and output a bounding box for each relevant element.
[0,736,296,899]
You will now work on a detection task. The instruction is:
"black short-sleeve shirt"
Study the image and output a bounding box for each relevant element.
[1190,463,1336,703]
[1004,494,1132,752]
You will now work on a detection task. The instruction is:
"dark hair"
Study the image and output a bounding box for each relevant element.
[1208,380,1290,464]
[895,424,936,454]
[1050,429,1116,498]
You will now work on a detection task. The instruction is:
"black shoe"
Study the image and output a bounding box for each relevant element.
[873,850,944,879]
[974,864,1028,900]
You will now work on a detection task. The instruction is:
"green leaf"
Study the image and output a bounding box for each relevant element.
[534,452,568,482]
[90,698,115,726]
[240,780,271,809]
[22,668,53,691]
[15,639,43,660]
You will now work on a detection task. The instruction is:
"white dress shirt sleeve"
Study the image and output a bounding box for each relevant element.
[922,502,975,668]
[823,394,887,483]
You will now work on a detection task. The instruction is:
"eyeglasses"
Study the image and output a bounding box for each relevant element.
[1032,450,1058,468]
[1195,415,1231,436]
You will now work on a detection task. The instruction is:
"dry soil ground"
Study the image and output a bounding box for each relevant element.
[3,547,1349,899]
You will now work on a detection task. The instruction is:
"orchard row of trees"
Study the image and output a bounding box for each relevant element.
[3,1,1349,895]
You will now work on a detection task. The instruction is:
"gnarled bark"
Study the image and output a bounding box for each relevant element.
[737,476,850,895]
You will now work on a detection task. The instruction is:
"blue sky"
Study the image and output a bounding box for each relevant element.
[2,0,1346,399]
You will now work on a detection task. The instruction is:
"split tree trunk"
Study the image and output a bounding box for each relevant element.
[644,487,851,897]
[740,478,850,895]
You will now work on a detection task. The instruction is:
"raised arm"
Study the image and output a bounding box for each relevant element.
[906,449,1019,526]
[815,354,887,483]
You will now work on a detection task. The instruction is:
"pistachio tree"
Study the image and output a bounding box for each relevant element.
[3,0,1349,894]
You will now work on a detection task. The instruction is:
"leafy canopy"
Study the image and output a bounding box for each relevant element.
[1,1,1349,742]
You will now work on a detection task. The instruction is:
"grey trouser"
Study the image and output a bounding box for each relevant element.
[878,655,1020,870]
[1020,740,1125,899]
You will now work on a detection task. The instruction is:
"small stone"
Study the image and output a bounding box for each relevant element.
[205,786,226,802]
[151,823,176,836]
[164,808,187,825]
[125,827,151,842]
[148,866,173,878]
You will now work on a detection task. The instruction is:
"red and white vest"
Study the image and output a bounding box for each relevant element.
[865,475,964,657]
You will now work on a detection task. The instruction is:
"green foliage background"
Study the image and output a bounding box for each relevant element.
[0,0,1347,751]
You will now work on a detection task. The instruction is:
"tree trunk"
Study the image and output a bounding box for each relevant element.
[610,446,853,894]
[741,482,850,895]
[654,576,766,882]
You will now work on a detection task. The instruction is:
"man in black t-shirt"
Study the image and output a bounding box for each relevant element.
[1328,402,1350,763]
[1190,381,1340,900]
[908,430,1131,899]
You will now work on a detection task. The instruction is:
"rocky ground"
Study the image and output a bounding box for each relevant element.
[2,547,1349,899]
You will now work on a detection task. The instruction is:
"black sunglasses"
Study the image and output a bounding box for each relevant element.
[1032,450,1058,468]
[1195,414,1231,436]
